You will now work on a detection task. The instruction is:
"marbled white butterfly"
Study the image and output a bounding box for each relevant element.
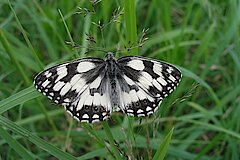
[34,53,181,123]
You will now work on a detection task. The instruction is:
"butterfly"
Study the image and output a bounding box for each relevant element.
[34,52,182,123]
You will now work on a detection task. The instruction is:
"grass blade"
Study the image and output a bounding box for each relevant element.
[0,127,34,160]
[0,115,77,160]
[0,86,40,114]
[152,128,174,160]
[124,0,138,55]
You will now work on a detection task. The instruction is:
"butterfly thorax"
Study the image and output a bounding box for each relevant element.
[105,53,117,78]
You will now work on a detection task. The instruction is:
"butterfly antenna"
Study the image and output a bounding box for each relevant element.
[114,28,150,55]
[65,41,108,54]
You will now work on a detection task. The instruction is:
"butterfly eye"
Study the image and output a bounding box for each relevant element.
[136,102,140,106]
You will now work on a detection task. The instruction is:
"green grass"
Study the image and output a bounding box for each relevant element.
[0,0,240,159]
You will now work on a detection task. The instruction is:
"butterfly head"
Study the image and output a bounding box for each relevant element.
[105,52,115,60]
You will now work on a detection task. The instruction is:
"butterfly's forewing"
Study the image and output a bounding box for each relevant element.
[34,58,110,123]
[117,56,182,117]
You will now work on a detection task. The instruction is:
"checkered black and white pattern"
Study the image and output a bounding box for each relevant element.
[34,52,182,123]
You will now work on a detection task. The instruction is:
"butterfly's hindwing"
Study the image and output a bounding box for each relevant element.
[117,56,181,117]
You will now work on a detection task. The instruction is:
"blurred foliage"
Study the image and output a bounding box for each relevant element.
[0,0,239,159]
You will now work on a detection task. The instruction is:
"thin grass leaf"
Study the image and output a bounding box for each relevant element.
[102,121,123,159]
[7,0,43,69]
[124,0,138,55]
[0,127,34,160]
[77,148,108,160]
[0,86,40,114]
[0,30,30,85]
[152,128,174,160]
[179,66,220,105]
[181,119,240,140]
[58,9,79,58]
[0,115,77,160]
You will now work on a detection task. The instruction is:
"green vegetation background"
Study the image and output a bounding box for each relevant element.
[0,0,239,159]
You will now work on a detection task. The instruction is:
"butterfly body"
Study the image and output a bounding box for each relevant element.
[105,53,120,110]
[34,52,181,123]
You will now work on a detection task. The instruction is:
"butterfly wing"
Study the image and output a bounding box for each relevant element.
[117,56,182,117]
[34,58,111,123]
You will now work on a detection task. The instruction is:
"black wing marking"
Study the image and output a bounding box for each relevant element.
[34,58,111,123]
[117,56,182,117]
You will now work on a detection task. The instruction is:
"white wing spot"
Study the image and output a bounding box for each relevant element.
[153,63,162,74]
[77,89,90,110]
[42,79,50,88]
[72,78,86,92]
[146,106,152,112]
[55,66,68,82]
[167,67,173,73]
[53,81,65,91]
[45,72,52,78]
[129,90,138,102]
[93,93,101,106]
[147,111,153,115]
[85,95,93,106]
[128,113,134,116]
[44,71,49,76]
[141,71,153,82]
[123,92,131,106]
[64,98,70,103]
[153,79,162,91]
[70,74,81,86]
[60,82,71,96]
[138,76,150,89]
[137,114,145,117]
[81,119,89,123]
[136,90,146,100]
[123,75,135,85]
[77,61,95,73]
[82,114,89,119]
[100,94,107,107]
[92,114,99,119]
[69,106,73,111]
[169,75,176,82]
[127,59,145,70]
[127,109,134,113]
[137,109,144,114]
[90,76,102,89]
[92,119,100,123]
[157,77,167,86]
